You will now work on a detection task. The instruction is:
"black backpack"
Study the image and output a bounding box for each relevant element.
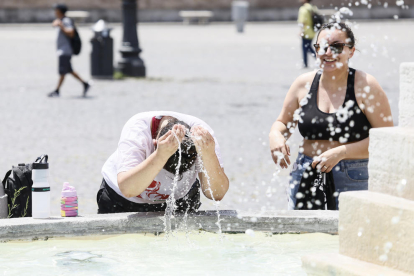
[69,18,82,55]
[2,155,48,218]
[311,9,325,32]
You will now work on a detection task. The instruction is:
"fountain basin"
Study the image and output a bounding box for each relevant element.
[0,210,338,241]
[1,231,339,276]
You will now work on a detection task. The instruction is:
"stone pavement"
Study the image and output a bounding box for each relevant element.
[0,20,412,215]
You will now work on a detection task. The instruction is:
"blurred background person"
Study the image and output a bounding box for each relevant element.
[298,0,317,68]
[48,4,90,98]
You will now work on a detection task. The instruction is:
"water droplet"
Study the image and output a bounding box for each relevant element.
[379,254,388,262]
[391,216,400,224]
[296,192,304,199]
[245,229,255,237]
[396,0,404,6]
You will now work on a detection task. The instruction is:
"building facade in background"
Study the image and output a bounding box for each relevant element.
[0,0,412,22]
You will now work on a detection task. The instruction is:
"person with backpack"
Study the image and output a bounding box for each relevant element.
[297,0,319,68]
[48,4,90,98]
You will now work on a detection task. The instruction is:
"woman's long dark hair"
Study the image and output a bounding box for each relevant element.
[157,119,198,179]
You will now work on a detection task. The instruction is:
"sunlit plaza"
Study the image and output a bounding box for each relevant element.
[0,0,413,275]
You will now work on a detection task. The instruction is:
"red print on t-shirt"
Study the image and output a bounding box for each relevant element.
[137,180,170,200]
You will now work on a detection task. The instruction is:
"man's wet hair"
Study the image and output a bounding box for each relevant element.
[54,4,68,15]
[157,118,198,178]
[316,22,356,48]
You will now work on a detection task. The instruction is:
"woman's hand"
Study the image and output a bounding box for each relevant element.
[156,125,186,159]
[190,126,215,156]
[269,131,291,169]
[311,146,346,173]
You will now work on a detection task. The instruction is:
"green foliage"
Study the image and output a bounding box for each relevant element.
[22,196,29,218]
[7,186,26,218]
[113,71,125,80]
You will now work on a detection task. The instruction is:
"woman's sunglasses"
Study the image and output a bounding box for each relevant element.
[313,43,353,54]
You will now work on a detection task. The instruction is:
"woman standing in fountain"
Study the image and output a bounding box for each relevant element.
[269,23,393,210]
[98,111,229,213]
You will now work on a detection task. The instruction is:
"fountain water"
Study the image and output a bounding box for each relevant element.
[163,133,183,236]
[163,131,223,238]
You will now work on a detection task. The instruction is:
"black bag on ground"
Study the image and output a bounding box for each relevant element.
[295,166,336,210]
[1,155,48,218]
[69,18,82,55]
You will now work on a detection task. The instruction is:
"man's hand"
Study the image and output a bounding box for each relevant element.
[190,126,215,156]
[53,19,62,27]
[155,125,186,159]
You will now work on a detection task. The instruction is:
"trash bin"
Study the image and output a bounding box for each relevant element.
[91,20,113,79]
[231,1,249,33]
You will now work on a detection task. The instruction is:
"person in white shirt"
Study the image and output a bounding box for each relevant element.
[97,111,229,213]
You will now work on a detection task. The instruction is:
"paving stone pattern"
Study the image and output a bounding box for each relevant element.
[0,21,412,215]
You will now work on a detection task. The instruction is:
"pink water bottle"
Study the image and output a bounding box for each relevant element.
[61,182,78,217]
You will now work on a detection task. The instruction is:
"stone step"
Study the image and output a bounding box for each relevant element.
[302,253,413,276]
[400,63,414,128]
[369,127,414,201]
[339,191,414,274]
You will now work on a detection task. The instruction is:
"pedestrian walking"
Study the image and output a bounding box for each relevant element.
[48,4,90,98]
[298,0,317,68]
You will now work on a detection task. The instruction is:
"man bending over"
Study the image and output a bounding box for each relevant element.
[97,111,229,213]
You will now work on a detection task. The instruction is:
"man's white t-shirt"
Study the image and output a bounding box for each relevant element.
[101,111,224,204]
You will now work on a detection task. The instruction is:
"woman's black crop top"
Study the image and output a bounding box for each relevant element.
[298,68,372,143]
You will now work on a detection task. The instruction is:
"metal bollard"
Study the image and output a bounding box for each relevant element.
[231,1,249,33]
[90,20,114,79]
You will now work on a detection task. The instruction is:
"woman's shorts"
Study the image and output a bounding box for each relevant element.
[287,153,369,210]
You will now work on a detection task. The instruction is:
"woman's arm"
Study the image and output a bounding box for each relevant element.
[117,125,185,198]
[359,73,394,129]
[191,126,229,201]
[269,73,312,168]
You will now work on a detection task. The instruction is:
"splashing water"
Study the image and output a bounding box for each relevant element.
[196,154,224,238]
[163,131,224,240]
[163,133,183,238]
[189,131,224,237]
[336,100,355,123]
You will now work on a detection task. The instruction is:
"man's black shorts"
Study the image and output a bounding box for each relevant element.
[96,179,202,214]
[58,55,73,75]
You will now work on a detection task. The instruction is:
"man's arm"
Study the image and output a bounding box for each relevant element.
[53,19,75,38]
[117,125,186,198]
[192,126,229,201]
